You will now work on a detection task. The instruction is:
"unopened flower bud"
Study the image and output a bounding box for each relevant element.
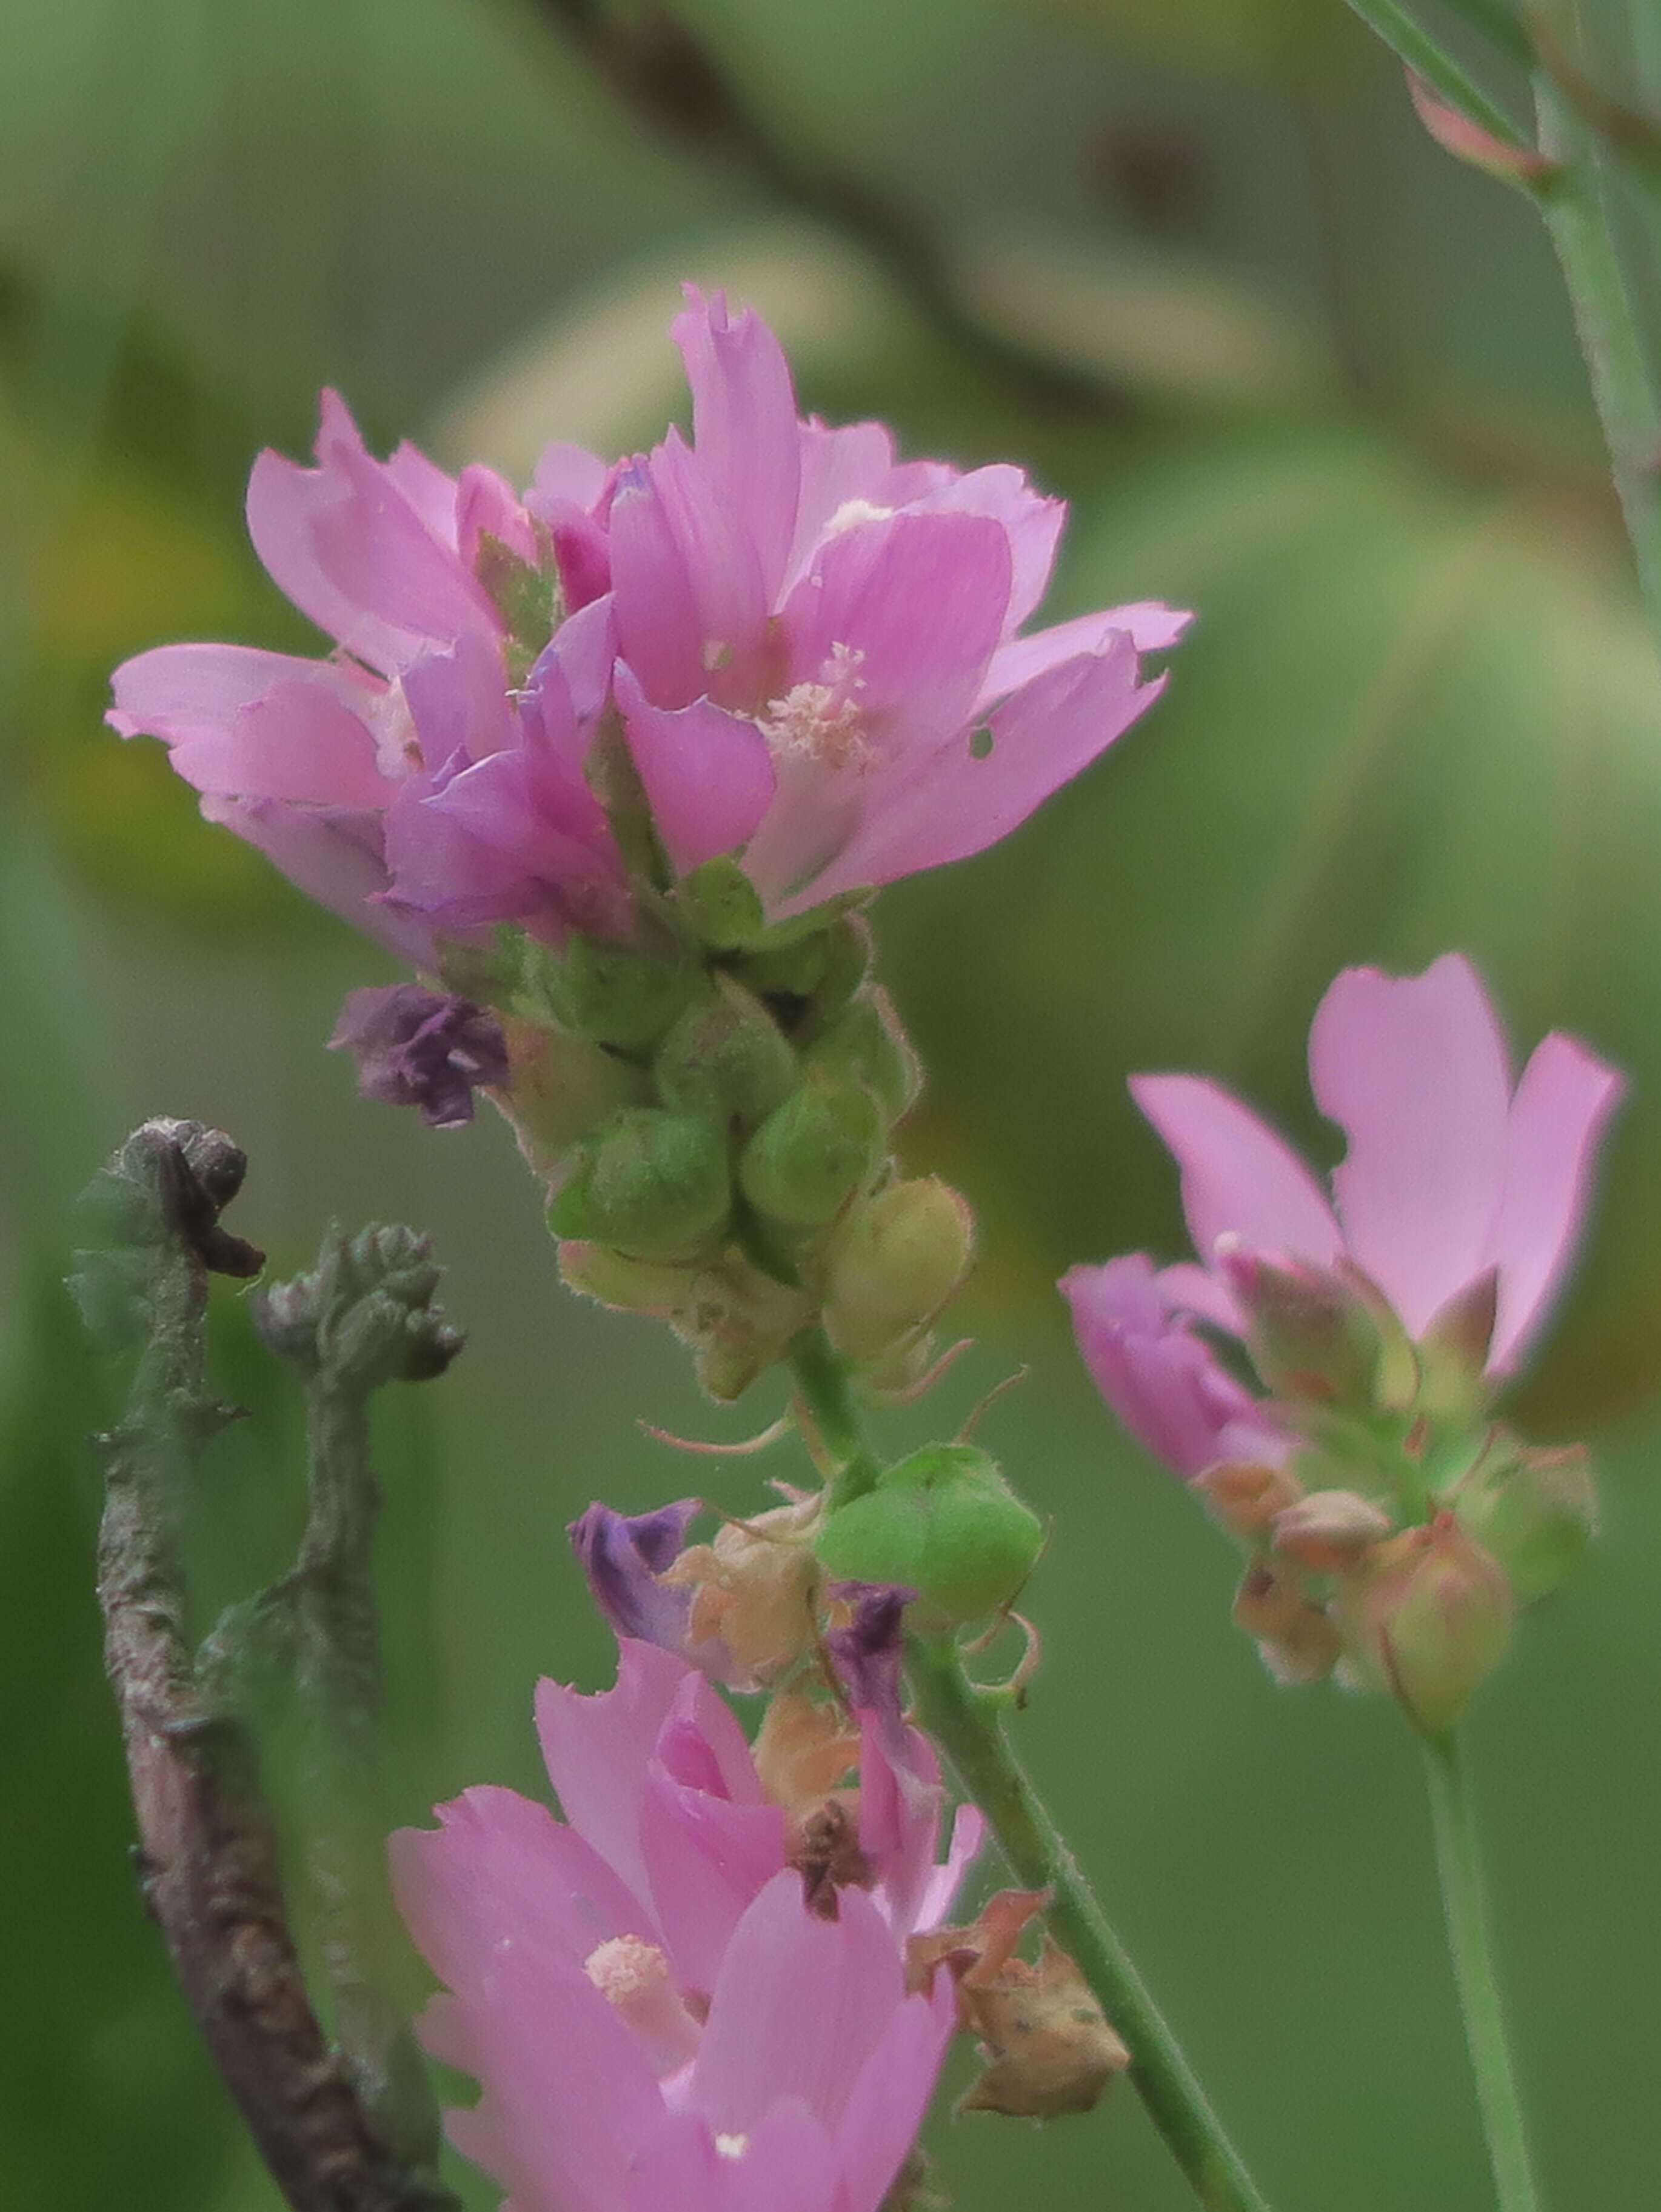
[653,974,797,1132]
[677,855,767,950]
[557,1241,700,1314]
[550,1107,730,1259]
[493,1014,651,1181]
[801,988,920,1121]
[732,914,872,1018]
[1272,1488,1394,1573]
[1220,1246,1392,1410]
[738,1077,884,1227]
[822,1179,975,1363]
[814,1442,1043,1628]
[1340,1514,1514,1736]
[1456,1443,1598,1605]
[1191,1460,1304,1540]
[1232,1562,1343,1684]
[544,933,693,1053]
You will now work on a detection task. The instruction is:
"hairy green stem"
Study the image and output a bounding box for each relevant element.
[1536,76,1661,664]
[790,1334,1271,2210]
[1422,1734,1543,2212]
[911,1636,1274,2212]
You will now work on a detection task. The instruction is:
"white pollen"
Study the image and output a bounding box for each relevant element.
[758,642,874,773]
[583,1934,670,2003]
[824,498,894,536]
[715,2133,750,2161]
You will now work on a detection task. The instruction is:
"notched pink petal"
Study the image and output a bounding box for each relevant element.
[1131,1073,1343,1272]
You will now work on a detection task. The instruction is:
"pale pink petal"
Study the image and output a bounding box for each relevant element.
[1310,955,1512,1335]
[198,796,434,964]
[1156,1260,1246,1334]
[909,1802,986,1934]
[402,633,516,767]
[536,1643,693,1910]
[640,1767,788,1994]
[855,1713,947,1937]
[978,602,1193,707]
[904,462,1063,632]
[385,438,465,544]
[786,418,899,586]
[831,1973,955,2212]
[1131,1074,1344,1270]
[689,1877,904,2136]
[642,430,773,707]
[456,462,540,568]
[615,661,775,875]
[723,2101,837,2212]
[389,1786,654,1990]
[1486,1031,1625,1371]
[623,2110,724,2212]
[788,641,1157,910]
[108,641,378,746]
[674,288,801,605]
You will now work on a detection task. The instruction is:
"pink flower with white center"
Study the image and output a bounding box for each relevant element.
[611,288,1189,918]
[391,1642,973,2212]
[1063,955,1623,1477]
[109,392,630,955]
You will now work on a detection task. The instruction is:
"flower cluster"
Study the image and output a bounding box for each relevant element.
[392,1620,981,2212]
[110,290,1185,961]
[1063,955,1622,1727]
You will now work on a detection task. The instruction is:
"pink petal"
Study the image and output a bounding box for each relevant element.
[904,461,1064,633]
[198,795,434,963]
[1309,956,1512,1336]
[674,288,801,607]
[790,640,1157,910]
[689,1877,904,2136]
[723,2101,837,2212]
[610,464,709,709]
[456,462,540,569]
[911,1803,988,1934]
[108,641,378,746]
[615,661,775,875]
[530,441,612,511]
[624,2111,726,2212]
[1156,1259,1246,1334]
[785,418,899,588]
[401,632,516,767]
[641,430,775,708]
[389,1785,654,1992]
[1061,1255,1283,1478]
[978,602,1193,707]
[1486,1031,1625,1371]
[1131,1073,1344,1271]
[536,1642,693,1909]
[640,1766,788,1995]
[831,1973,955,2212]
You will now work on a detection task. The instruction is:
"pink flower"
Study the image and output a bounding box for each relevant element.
[612,290,1189,918]
[1064,956,1623,1475]
[110,293,1188,955]
[391,1642,972,2212]
[109,393,629,954]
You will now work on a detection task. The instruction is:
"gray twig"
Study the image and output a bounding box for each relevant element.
[73,1119,456,2212]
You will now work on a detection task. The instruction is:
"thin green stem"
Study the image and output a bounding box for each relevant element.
[791,1338,1272,2211]
[1536,76,1661,665]
[910,1637,1273,2212]
[1342,0,1534,145]
[1421,1733,1543,2212]
[787,1326,881,1506]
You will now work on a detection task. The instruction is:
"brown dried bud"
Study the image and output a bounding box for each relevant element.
[1233,1562,1343,1685]
[1271,1488,1394,1574]
[1192,1459,1305,1539]
[663,1497,821,1679]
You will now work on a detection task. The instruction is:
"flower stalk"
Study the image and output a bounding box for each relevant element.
[1421,1732,1544,2212]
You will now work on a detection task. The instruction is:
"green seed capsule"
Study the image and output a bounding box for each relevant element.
[653,975,798,1132]
[814,1442,1044,1627]
[738,1078,883,1227]
[549,1107,730,1259]
[801,988,920,1121]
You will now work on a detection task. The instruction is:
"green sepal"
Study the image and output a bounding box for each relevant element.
[678,858,767,950]
[653,974,798,1131]
[542,933,695,1054]
[814,1442,1043,1627]
[801,988,919,1121]
[738,1077,883,1227]
[549,1107,731,1259]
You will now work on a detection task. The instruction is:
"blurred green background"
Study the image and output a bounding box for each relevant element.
[4,0,1661,2207]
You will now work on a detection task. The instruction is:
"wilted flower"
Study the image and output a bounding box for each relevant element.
[329,984,509,1127]
[110,290,1186,953]
[391,1641,969,2211]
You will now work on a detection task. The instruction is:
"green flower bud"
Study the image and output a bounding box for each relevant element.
[823,1178,974,1362]
[543,934,693,1053]
[678,857,767,950]
[801,988,920,1121]
[1338,1514,1514,1736]
[654,975,798,1132]
[494,1015,652,1179]
[814,1442,1043,1627]
[550,1107,730,1259]
[738,1077,883,1227]
[557,1240,700,1314]
[1455,1442,1598,1605]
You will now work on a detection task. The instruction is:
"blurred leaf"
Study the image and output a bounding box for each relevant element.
[883,424,1661,1426]
[1035,0,1338,73]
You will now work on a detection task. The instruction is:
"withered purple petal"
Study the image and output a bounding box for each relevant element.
[329,985,509,1128]
[569,1499,703,1651]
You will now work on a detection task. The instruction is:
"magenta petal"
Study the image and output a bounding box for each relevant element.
[1061,1254,1282,1477]
[1310,956,1512,1336]
[610,467,709,709]
[640,1765,788,1994]
[615,661,775,874]
[978,601,1193,706]
[690,1877,906,2136]
[1131,1073,1344,1271]
[456,462,539,568]
[623,2111,725,2212]
[674,288,801,606]
[536,1642,693,1909]
[1487,1031,1625,1371]
[832,1974,955,2212]
[723,2101,837,2212]
[911,1803,987,1934]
